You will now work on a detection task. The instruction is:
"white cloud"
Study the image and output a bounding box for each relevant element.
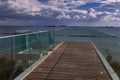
[103,15,120,21]
[56,12,71,19]
[0,0,88,17]
[71,9,87,15]
[83,16,87,19]
[0,0,120,26]
[102,0,120,3]
[88,8,97,18]
[0,0,103,19]
[73,15,80,20]
[48,0,86,7]
[68,1,86,6]
[115,9,120,12]
[0,0,42,16]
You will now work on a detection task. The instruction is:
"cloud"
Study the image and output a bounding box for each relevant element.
[88,8,97,18]
[73,15,80,20]
[71,9,87,15]
[101,0,120,3]
[100,0,120,10]
[56,12,71,19]
[66,0,86,7]
[0,0,120,26]
[0,0,88,20]
[103,15,120,21]
[100,3,120,10]
[0,0,42,18]
[115,9,120,12]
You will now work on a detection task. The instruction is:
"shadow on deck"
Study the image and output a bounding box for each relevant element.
[23,42,111,80]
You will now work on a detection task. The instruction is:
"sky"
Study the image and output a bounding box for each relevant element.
[0,0,120,26]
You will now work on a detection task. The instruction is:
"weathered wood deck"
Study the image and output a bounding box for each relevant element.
[23,42,111,80]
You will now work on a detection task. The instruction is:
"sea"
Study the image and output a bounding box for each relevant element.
[0,26,120,36]
[0,26,63,36]
[0,26,120,62]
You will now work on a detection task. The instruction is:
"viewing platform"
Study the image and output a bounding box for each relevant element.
[23,42,111,80]
[0,28,119,80]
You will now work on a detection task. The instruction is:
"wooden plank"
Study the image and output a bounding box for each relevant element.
[23,42,111,80]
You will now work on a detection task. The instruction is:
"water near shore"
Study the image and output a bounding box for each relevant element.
[0,26,63,36]
[0,26,120,35]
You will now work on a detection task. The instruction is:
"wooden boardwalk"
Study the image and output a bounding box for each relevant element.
[23,42,111,80]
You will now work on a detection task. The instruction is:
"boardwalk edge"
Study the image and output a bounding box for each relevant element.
[91,42,120,80]
[14,42,64,80]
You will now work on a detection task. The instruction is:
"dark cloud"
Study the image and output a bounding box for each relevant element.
[101,3,117,9]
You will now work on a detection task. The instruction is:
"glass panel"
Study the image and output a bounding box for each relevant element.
[92,31,120,77]
[13,35,30,79]
[28,33,41,64]
[39,32,48,52]
[54,28,92,42]
[0,37,14,80]
[48,31,54,50]
[0,30,57,79]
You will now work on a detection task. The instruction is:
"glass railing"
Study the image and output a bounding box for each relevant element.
[91,31,120,78]
[54,28,120,78]
[0,30,55,80]
[0,28,120,79]
[54,28,93,42]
